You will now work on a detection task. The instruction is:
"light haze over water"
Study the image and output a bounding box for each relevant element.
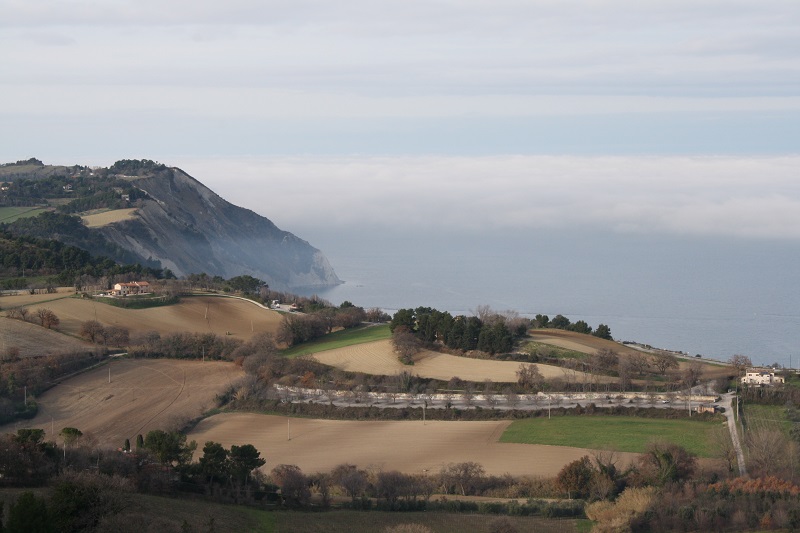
[164,155,800,370]
[298,228,800,368]
[3,2,799,368]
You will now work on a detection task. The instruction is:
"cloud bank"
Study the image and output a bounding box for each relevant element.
[1,1,799,157]
[174,155,800,240]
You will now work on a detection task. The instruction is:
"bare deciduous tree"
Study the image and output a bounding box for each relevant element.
[503,386,519,408]
[683,361,704,389]
[628,353,650,376]
[590,348,619,373]
[618,358,632,391]
[331,463,368,501]
[439,462,485,496]
[483,379,497,407]
[463,383,475,406]
[80,320,105,343]
[392,326,422,365]
[745,427,794,478]
[7,307,30,321]
[651,351,679,375]
[728,354,753,375]
[271,464,311,507]
[516,363,544,391]
[35,308,59,329]
[710,425,737,473]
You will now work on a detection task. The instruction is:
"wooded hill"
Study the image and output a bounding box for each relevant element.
[1,158,340,290]
[0,231,168,289]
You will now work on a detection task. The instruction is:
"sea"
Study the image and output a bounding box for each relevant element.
[167,154,800,368]
[296,228,800,368]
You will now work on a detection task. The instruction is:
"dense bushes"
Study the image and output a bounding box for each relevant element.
[276,305,368,346]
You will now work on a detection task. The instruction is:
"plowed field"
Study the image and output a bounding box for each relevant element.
[0,317,94,357]
[312,339,609,383]
[529,329,730,379]
[5,359,243,446]
[188,412,639,476]
[5,295,282,341]
[528,329,643,356]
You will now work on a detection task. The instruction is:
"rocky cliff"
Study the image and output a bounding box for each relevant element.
[97,167,341,289]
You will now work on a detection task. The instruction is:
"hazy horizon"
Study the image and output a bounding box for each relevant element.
[3,1,799,363]
[2,1,798,159]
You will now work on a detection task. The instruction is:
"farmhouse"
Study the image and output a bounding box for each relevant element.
[740,368,785,386]
[113,281,150,296]
[695,405,720,414]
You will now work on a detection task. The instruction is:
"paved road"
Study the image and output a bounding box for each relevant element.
[721,392,747,476]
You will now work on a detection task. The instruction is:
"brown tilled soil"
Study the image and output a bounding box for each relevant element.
[529,329,731,379]
[313,339,612,383]
[81,208,139,227]
[528,329,645,356]
[5,295,282,341]
[0,286,75,307]
[0,317,94,357]
[4,359,243,446]
[188,412,640,477]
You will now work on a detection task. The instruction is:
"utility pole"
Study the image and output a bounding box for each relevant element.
[287,418,290,441]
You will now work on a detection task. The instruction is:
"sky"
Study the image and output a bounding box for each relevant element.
[1,1,799,240]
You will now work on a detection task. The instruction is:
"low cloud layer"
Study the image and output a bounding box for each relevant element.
[173,155,800,240]
[2,2,799,157]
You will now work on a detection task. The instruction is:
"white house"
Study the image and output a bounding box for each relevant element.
[113,281,151,296]
[741,368,785,386]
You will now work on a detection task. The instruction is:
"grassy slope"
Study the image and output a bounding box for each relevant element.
[273,510,579,533]
[0,489,581,533]
[500,416,721,457]
[743,404,792,435]
[0,206,49,223]
[0,489,275,533]
[282,324,392,357]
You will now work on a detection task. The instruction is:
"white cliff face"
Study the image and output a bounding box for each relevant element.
[287,250,342,288]
[98,167,341,290]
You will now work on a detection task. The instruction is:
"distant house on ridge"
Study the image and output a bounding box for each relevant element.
[113,281,150,296]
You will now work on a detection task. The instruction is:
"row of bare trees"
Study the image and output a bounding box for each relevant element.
[271,460,537,509]
[79,320,129,346]
[6,306,60,329]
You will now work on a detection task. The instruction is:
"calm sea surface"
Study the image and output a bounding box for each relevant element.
[298,229,800,367]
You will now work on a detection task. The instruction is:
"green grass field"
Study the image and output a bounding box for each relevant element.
[282,324,391,358]
[0,206,48,223]
[0,489,582,533]
[524,341,587,360]
[273,510,579,533]
[500,415,722,457]
[743,404,792,435]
